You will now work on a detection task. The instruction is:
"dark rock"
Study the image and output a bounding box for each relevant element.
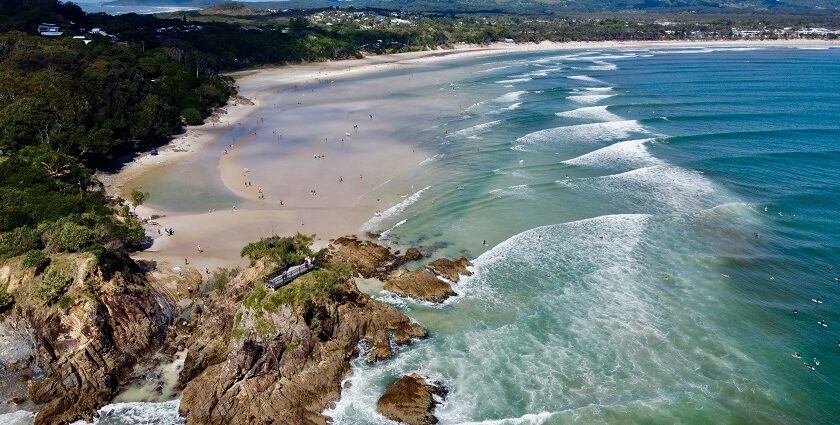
[384,269,456,303]
[377,374,447,425]
[426,258,473,283]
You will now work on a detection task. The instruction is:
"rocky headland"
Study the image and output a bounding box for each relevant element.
[0,235,470,424]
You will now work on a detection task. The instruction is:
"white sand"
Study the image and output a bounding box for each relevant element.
[102,38,839,271]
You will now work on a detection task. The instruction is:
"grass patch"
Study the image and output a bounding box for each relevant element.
[242,264,352,313]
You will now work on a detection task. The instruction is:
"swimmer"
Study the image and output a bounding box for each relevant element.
[805,363,815,371]
[812,298,823,304]
[793,309,798,314]
[818,319,827,327]
[792,352,801,359]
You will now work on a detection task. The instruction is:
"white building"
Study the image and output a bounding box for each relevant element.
[37,23,63,37]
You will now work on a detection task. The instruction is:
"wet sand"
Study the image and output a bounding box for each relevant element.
[102,38,840,271]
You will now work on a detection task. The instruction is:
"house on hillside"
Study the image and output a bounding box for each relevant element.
[37,23,63,37]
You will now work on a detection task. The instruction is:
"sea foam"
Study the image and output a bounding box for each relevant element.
[563,138,663,170]
[556,105,622,122]
[516,120,648,146]
[567,94,616,104]
[360,186,430,232]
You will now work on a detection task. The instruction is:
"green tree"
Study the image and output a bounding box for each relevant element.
[129,188,149,212]
[182,108,203,125]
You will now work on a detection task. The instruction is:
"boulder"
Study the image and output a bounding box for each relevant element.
[326,236,397,278]
[425,258,473,283]
[384,269,456,303]
[401,248,423,263]
[376,374,447,425]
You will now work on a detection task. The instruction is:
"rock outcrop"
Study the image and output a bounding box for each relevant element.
[326,236,421,279]
[377,374,447,425]
[425,257,473,283]
[384,268,456,303]
[0,252,177,425]
[178,259,427,425]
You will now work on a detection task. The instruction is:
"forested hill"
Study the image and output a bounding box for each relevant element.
[0,0,366,269]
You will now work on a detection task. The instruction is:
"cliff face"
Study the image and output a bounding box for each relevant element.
[178,258,427,425]
[0,237,452,424]
[0,253,177,425]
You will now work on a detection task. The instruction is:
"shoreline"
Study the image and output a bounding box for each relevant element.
[101,38,839,271]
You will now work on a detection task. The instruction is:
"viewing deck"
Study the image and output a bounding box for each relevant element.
[265,261,316,289]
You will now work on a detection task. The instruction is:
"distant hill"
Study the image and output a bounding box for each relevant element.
[103,0,840,13]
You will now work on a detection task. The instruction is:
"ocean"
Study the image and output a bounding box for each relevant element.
[328,46,840,424]
[5,46,839,424]
[75,1,198,15]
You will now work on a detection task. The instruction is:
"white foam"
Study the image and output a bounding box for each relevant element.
[0,410,35,425]
[418,154,442,166]
[456,411,557,425]
[453,120,502,137]
[567,94,616,104]
[582,165,718,214]
[378,218,408,240]
[472,214,651,270]
[520,66,563,78]
[516,120,647,146]
[495,90,527,103]
[360,186,430,232]
[583,87,614,92]
[478,65,513,73]
[496,77,532,84]
[567,75,602,83]
[563,138,663,169]
[488,184,534,198]
[467,91,526,112]
[69,400,183,424]
[501,102,522,111]
[555,105,621,121]
[585,61,618,71]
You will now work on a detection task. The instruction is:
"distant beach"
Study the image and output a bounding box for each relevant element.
[102,38,839,272]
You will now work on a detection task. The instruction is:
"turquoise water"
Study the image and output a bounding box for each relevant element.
[6,47,837,424]
[327,47,840,424]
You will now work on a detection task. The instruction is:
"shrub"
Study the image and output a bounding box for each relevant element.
[0,284,13,313]
[35,267,72,305]
[21,250,47,269]
[208,267,240,292]
[182,108,203,126]
[240,233,313,268]
[39,219,96,253]
[0,226,41,259]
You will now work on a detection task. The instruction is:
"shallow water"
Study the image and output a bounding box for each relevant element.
[5,47,839,424]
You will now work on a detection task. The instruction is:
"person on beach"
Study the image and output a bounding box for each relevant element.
[198,245,203,253]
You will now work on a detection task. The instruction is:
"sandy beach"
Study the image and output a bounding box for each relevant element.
[100,38,839,271]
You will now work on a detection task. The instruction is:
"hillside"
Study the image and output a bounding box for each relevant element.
[104,0,840,14]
